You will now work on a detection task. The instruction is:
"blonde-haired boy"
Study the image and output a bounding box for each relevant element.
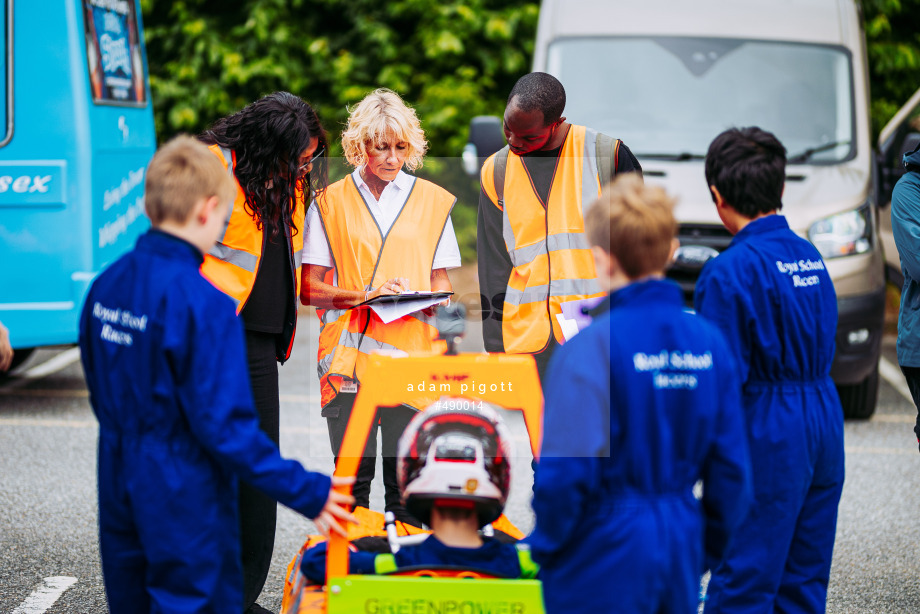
[79,135,354,614]
[529,173,752,613]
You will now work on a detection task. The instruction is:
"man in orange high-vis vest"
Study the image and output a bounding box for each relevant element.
[301,89,461,526]
[199,92,329,614]
[478,72,643,379]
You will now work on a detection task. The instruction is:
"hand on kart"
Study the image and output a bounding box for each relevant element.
[314,476,358,538]
[366,277,411,301]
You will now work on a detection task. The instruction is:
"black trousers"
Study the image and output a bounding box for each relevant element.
[530,337,559,481]
[899,365,920,447]
[533,335,559,385]
[240,331,280,612]
[323,392,417,522]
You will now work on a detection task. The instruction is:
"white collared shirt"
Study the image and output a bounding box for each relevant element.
[302,168,462,272]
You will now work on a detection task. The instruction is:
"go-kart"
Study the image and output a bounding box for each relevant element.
[280,348,546,614]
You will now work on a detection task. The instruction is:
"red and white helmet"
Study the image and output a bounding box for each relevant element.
[397,403,513,527]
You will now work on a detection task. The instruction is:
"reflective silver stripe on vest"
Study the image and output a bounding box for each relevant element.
[317,352,335,379]
[317,328,402,378]
[502,210,517,253]
[508,232,594,268]
[218,147,235,242]
[321,308,347,326]
[293,249,303,269]
[209,242,258,272]
[505,277,601,306]
[508,239,544,268]
[505,284,549,306]
[582,128,601,201]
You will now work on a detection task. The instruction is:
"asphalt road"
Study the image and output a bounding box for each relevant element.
[1,311,919,613]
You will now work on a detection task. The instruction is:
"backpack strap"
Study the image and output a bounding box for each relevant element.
[493,145,510,207]
[596,133,618,188]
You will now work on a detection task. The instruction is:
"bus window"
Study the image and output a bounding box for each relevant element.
[82,0,146,106]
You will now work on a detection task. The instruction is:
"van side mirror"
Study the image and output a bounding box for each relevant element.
[899,133,920,164]
[462,116,505,176]
[878,131,920,208]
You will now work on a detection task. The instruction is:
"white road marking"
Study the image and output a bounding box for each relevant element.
[11,576,77,614]
[20,347,82,379]
[879,356,913,405]
[2,347,82,392]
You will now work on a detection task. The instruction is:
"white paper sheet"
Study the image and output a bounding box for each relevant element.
[352,291,452,324]
[555,313,581,341]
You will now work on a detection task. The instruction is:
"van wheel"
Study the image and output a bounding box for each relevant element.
[837,366,879,420]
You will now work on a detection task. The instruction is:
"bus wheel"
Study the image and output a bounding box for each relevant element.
[1,347,36,378]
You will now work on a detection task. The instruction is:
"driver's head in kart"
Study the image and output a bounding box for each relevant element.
[299,404,539,581]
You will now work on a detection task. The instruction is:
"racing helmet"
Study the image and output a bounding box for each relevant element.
[397,402,513,527]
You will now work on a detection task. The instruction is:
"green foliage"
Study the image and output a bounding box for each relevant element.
[141,0,537,154]
[141,0,538,261]
[861,0,920,137]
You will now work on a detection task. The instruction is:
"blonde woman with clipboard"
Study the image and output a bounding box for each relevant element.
[300,88,459,524]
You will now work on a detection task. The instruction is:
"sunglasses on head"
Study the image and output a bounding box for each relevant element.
[298,147,325,175]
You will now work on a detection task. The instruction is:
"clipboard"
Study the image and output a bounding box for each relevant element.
[350,291,453,308]
[350,291,453,324]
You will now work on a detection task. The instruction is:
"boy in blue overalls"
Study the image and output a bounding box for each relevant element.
[79,136,356,614]
[529,174,752,613]
[695,127,845,612]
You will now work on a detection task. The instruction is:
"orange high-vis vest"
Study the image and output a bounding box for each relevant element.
[481,125,606,355]
[314,174,455,408]
[200,144,306,360]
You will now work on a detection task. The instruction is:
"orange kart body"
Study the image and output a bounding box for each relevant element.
[280,353,543,614]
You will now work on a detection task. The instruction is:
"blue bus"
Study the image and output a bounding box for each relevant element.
[0,0,156,368]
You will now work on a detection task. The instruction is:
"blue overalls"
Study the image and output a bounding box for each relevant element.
[79,230,331,614]
[529,279,752,613]
[695,215,845,613]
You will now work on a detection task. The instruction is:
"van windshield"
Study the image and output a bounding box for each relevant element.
[546,37,855,164]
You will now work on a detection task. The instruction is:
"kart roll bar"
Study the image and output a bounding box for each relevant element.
[326,352,543,584]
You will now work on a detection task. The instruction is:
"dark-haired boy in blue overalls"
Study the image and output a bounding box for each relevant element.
[696,127,845,613]
[529,173,752,614]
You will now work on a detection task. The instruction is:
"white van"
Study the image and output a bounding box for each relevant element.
[465,0,920,419]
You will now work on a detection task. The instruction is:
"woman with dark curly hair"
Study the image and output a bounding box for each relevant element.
[199,91,328,614]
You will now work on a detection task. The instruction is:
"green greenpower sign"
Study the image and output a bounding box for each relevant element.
[327,577,545,614]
